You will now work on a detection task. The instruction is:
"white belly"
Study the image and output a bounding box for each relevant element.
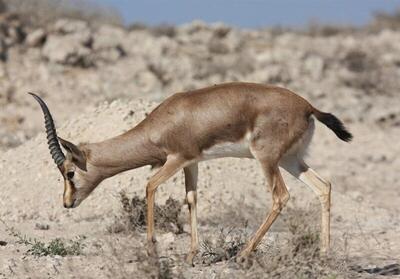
[201,136,253,160]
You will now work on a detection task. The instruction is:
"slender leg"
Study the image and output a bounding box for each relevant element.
[183,163,199,265]
[299,163,331,255]
[146,155,189,254]
[281,158,331,255]
[238,165,290,260]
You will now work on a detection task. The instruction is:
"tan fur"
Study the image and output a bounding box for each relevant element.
[55,82,336,263]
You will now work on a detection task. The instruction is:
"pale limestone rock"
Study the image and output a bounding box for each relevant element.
[52,18,89,34]
[42,32,92,66]
[26,28,46,47]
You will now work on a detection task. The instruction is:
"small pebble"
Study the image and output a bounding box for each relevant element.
[35,223,50,230]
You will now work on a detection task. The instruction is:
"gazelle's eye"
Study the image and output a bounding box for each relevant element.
[67,171,75,180]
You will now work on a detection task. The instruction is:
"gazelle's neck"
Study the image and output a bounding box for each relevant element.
[84,126,165,177]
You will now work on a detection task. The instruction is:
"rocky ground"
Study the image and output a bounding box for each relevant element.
[0,7,400,279]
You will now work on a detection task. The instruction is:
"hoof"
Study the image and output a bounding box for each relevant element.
[186,255,194,267]
[236,253,249,264]
[236,246,254,264]
[319,248,329,258]
[146,242,157,257]
[186,250,198,267]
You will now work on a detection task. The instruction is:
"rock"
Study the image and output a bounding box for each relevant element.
[0,37,5,60]
[53,19,89,34]
[26,29,46,47]
[94,47,124,63]
[9,27,24,45]
[134,70,162,93]
[0,1,5,13]
[158,232,175,247]
[178,20,214,44]
[180,20,209,35]
[35,223,50,230]
[0,62,6,78]
[42,32,92,66]
[92,25,126,51]
[42,19,93,66]
[0,13,25,47]
[223,29,244,52]
[208,38,229,54]
[92,25,127,63]
[211,22,231,38]
[303,54,325,80]
[0,240,7,246]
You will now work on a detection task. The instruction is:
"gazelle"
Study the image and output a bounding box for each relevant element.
[30,82,352,264]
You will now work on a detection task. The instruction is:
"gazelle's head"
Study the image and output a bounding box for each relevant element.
[29,93,103,208]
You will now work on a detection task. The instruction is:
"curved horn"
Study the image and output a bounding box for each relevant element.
[29,92,65,166]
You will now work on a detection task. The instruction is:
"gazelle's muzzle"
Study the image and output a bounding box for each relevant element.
[63,180,76,208]
[63,199,76,208]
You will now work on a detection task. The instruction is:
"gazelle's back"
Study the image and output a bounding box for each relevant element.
[142,82,312,157]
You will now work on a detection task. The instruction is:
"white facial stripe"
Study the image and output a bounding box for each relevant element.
[71,179,80,189]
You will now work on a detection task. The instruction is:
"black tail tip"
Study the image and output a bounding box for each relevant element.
[338,129,353,142]
[315,111,353,142]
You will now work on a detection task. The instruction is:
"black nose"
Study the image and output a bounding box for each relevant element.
[63,200,75,208]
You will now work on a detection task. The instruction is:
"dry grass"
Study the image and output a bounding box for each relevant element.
[2,0,122,27]
[339,48,398,98]
[268,8,400,37]
[370,8,400,31]
[200,227,248,264]
[107,191,184,234]
[101,239,179,279]
[107,193,359,277]
[9,193,391,278]
[240,207,350,279]
[195,204,354,278]
[306,22,357,37]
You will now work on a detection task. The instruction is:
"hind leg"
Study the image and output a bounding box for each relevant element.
[238,114,313,260]
[281,157,331,254]
[238,125,291,260]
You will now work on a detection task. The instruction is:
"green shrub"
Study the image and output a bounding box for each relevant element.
[1,219,86,257]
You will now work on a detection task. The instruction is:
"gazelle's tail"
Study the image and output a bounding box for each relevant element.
[312,109,353,142]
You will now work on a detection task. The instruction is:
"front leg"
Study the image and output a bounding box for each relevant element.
[146,155,189,255]
[184,163,199,265]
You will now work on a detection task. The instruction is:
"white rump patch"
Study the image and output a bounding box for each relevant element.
[280,118,316,178]
[284,118,315,158]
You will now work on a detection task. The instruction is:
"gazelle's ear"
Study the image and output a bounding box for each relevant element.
[58,137,87,171]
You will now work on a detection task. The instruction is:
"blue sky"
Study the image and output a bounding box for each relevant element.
[94,0,400,28]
